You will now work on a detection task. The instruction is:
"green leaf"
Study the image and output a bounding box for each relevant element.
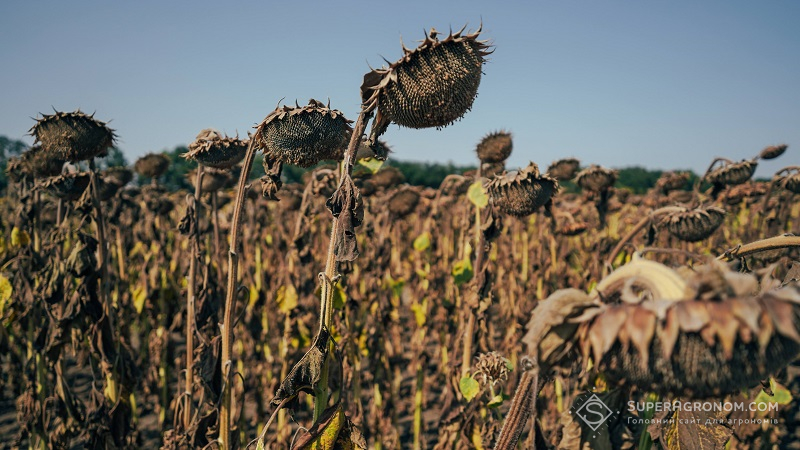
[332,284,346,310]
[413,232,431,252]
[459,376,480,402]
[754,379,792,416]
[276,284,298,314]
[452,257,474,286]
[467,181,489,209]
[487,394,505,409]
[0,274,11,317]
[357,157,384,174]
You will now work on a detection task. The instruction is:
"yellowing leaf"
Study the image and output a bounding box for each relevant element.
[411,299,427,327]
[276,284,298,314]
[754,379,792,416]
[357,157,384,174]
[332,284,346,310]
[0,274,11,317]
[467,181,489,209]
[487,394,505,409]
[249,284,259,308]
[10,227,29,247]
[452,257,474,286]
[133,285,147,314]
[413,232,431,252]
[459,376,480,402]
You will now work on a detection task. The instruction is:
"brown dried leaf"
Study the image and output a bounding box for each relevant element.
[326,175,364,262]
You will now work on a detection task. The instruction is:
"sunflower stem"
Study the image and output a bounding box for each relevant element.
[314,108,371,422]
[220,138,259,450]
[718,234,800,261]
[183,165,204,431]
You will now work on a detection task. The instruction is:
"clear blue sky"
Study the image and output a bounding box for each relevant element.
[1,1,798,177]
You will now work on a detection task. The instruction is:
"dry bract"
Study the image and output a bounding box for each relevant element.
[257,99,352,168]
[30,110,115,162]
[706,160,757,187]
[183,129,249,169]
[486,162,558,217]
[362,25,492,142]
[575,165,617,192]
[546,158,580,181]
[135,153,171,179]
[662,206,726,242]
[476,131,513,164]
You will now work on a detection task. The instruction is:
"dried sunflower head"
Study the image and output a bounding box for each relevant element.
[38,172,92,201]
[472,352,510,390]
[257,99,352,168]
[18,145,65,179]
[759,144,787,160]
[369,166,406,190]
[102,166,133,187]
[706,159,757,187]
[655,171,689,194]
[486,162,559,217]
[527,258,800,397]
[387,186,420,218]
[724,182,768,205]
[778,169,800,194]
[558,221,589,236]
[667,190,694,204]
[29,110,115,162]
[662,206,726,242]
[355,139,392,161]
[183,129,249,169]
[546,158,580,181]
[575,165,617,192]
[582,261,800,397]
[188,167,231,192]
[134,153,170,179]
[476,131,512,164]
[362,25,492,143]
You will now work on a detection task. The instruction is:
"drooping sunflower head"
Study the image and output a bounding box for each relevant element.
[486,162,559,217]
[30,110,115,163]
[256,99,352,168]
[362,25,492,143]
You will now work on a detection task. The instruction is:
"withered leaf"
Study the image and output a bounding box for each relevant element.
[291,401,345,449]
[326,175,363,262]
[273,326,332,405]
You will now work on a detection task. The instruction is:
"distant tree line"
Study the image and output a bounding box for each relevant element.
[0,135,706,195]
